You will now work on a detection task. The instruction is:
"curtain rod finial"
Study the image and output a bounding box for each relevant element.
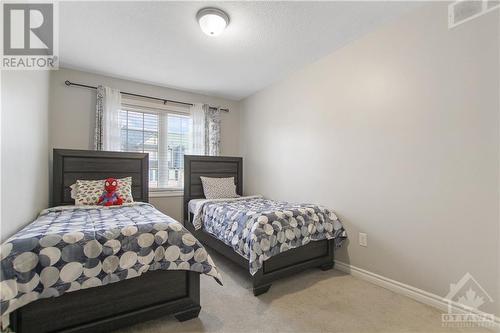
[65,80,71,86]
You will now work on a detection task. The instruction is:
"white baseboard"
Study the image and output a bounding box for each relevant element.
[334,261,500,331]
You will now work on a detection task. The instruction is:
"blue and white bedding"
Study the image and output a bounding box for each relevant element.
[191,196,347,275]
[0,202,221,325]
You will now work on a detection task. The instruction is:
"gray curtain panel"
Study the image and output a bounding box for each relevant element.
[205,106,221,156]
[94,85,122,151]
[94,85,104,150]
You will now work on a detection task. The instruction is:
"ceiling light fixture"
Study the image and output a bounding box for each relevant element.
[196,7,230,37]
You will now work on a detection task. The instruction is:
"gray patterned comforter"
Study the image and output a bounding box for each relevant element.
[0,203,221,324]
[191,196,346,275]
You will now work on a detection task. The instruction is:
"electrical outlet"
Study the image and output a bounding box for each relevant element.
[359,232,368,247]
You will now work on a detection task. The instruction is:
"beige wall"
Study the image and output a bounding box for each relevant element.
[149,196,183,222]
[241,3,499,316]
[49,67,241,220]
[1,71,50,241]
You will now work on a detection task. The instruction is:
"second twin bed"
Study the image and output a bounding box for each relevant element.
[183,155,346,295]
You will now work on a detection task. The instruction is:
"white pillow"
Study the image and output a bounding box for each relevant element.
[200,176,239,199]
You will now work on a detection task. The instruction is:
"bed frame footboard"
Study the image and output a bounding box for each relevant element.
[11,270,200,333]
[252,239,334,295]
[185,218,334,296]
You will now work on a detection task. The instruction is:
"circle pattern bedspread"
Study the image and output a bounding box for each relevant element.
[0,202,222,325]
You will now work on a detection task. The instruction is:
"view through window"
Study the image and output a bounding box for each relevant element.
[120,108,191,189]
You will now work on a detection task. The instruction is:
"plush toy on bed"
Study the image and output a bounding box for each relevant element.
[97,178,124,206]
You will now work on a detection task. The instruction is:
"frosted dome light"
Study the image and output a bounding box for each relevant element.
[197,8,229,37]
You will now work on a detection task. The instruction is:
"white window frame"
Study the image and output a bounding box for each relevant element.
[448,0,500,29]
[121,96,191,195]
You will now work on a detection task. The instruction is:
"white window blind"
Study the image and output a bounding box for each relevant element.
[120,106,192,190]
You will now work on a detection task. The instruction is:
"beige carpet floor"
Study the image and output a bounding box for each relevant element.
[116,250,490,333]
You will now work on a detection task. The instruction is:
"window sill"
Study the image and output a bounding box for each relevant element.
[149,190,183,198]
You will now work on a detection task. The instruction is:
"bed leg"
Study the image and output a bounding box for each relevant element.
[252,270,271,296]
[319,262,334,271]
[174,305,201,322]
[253,284,271,296]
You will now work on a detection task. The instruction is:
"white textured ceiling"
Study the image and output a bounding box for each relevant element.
[60,1,420,100]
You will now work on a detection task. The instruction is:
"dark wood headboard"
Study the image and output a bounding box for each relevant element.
[53,149,149,206]
[183,155,243,220]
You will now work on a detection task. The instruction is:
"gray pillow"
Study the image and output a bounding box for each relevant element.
[200,176,238,199]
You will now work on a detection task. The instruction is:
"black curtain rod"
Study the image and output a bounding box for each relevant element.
[64,80,229,112]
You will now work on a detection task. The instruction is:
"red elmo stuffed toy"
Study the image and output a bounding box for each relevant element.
[97,178,124,206]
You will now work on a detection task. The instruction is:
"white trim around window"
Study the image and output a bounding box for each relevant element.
[149,190,184,198]
[122,96,191,115]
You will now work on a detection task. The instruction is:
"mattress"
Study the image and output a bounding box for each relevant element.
[188,198,206,214]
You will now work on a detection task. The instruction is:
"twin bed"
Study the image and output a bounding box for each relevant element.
[3,150,220,333]
[183,155,346,296]
[1,150,345,332]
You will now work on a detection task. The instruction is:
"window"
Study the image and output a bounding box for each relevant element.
[120,104,192,190]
